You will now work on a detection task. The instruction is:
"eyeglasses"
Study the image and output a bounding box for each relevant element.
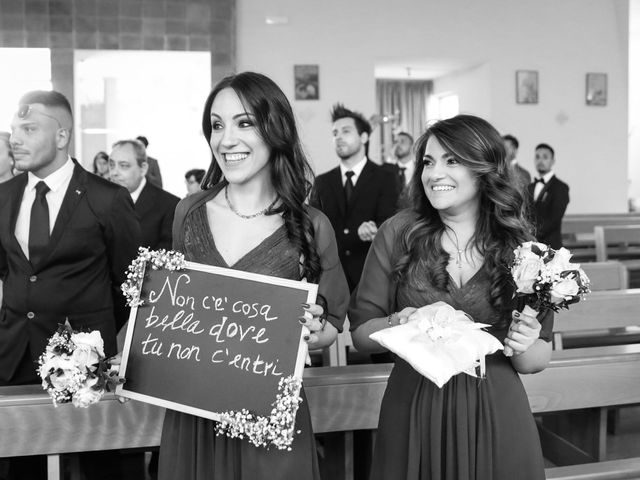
[17,104,63,129]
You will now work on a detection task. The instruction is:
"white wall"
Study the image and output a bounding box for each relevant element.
[630,0,640,209]
[237,0,629,213]
[432,63,492,119]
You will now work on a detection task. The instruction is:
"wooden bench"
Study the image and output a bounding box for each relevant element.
[551,289,640,350]
[561,214,640,262]
[594,226,640,287]
[580,261,629,291]
[3,346,640,479]
[546,457,640,479]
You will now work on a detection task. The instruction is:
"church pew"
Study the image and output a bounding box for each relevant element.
[581,261,629,291]
[561,214,640,262]
[545,457,640,479]
[551,289,640,350]
[563,214,640,242]
[2,345,640,479]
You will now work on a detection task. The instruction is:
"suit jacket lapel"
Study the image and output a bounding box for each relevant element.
[135,183,154,216]
[47,164,87,257]
[6,175,30,268]
[536,177,553,204]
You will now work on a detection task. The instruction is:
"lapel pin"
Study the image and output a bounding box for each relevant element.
[75,190,82,195]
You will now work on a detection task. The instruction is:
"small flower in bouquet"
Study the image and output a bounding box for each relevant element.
[506,241,591,356]
[121,247,186,307]
[38,324,123,407]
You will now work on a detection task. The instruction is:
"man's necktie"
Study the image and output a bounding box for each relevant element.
[29,181,51,266]
[344,171,355,205]
[398,167,406,186]
[534,178,545,184]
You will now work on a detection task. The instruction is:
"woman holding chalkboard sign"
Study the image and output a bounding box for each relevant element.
[158,72,349,480]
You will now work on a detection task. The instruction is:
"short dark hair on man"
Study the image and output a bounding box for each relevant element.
[330,103,371,137]
[535,142,554,158]
[136,136,149,148]
[19,90,72,117]
[112,139,148,167]
[397,131,414,144]
[503,134,519,149]
[185,168,205,183]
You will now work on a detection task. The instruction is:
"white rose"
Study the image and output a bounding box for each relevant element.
[512,256,545,294]
[547,247,578,275]
[71,344,101,371]
[72,377,103,408]
[71,331,105,358]
[550,277,580,303]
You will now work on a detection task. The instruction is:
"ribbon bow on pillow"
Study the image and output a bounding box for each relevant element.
[369,301,503,388]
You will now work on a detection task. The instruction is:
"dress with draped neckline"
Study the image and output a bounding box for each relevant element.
[158,184,349,480]
[349,211,553,480]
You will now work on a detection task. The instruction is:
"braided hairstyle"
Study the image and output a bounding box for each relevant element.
[200,72,321,282]
[394,114,534,324]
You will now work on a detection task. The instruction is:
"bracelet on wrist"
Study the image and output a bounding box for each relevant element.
[387,312,399,326]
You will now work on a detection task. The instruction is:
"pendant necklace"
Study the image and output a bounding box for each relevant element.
[225,186,279,220]
[444,228,470,268]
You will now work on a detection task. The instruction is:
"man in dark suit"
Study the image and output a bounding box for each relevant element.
[527,143,570,249]
[0,91,140,479]
[310,102,399,480]
[109,139,179,253]
[503,134,531,192]
[381,131,414,209]
[310,103,399,292]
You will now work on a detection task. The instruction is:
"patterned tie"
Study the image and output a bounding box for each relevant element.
[398,167,406,186]
[29,181,51,266]
[344,171,355,205]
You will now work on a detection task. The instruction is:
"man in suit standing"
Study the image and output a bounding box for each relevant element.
[528,143,570,249]
[310,103,399,292]
[382,131,414,208]
[0,90,140,479]
[310,102,399,480]
[109,139,179,253]
[503,134,531,191]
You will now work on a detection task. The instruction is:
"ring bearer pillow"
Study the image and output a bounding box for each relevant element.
[369,302,503,388]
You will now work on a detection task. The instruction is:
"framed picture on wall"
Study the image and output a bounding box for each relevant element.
[586,73,607,106]
[294,65,319,100]
[516,70,539,104]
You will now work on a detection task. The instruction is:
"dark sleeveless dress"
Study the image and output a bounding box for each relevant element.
[349,212,553,480]
[158,185,349,480]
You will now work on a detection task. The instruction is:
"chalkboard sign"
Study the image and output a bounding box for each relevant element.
[116,261,316,420]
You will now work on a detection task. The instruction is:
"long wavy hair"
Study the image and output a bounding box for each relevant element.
[200,72,320,282]
[395,114,534,321]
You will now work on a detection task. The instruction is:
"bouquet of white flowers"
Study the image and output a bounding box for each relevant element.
[370,302,503,388]
[506,241,591,355]
[38,324,122,407]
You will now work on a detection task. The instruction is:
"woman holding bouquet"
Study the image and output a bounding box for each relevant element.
[350,114,553,479]
[157,72,349,480]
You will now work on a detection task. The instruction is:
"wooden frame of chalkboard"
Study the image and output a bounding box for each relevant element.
[116,260,317,421]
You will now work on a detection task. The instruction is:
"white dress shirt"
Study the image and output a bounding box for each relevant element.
[130,177,147,204]
[340,156,367,187]
[15,157,75,259]
[533,171,555,201]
